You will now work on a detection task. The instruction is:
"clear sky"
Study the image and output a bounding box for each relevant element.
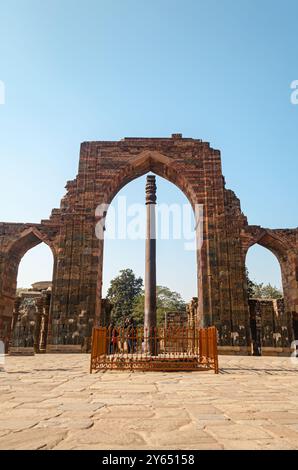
[1,0,297,298]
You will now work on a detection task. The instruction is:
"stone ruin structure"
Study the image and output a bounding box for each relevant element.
[248,298,289,356]
[10,283,51,355]
[187,297,199,330]
[0,134,297,355]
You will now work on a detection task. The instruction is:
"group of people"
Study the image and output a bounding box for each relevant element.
[107,317,137,355]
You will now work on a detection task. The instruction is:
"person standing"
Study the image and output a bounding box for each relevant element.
[126,317,136,353]
[108,322,118,354]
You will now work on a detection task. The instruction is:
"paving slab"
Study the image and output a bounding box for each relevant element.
[0,354,297,449]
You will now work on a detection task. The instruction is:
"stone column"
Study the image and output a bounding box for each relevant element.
[144,175,157,355]
[10,296,21,349]
[40,292,51,352]
[11,297,21,333]
[34,297,43,353]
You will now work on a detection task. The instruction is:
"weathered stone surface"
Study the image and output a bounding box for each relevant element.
[104,405,155,419]
[0,429,67,450]
[36,417,93,430]
[0,354,297,449]
[143,425,217,447]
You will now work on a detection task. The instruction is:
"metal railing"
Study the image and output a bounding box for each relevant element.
[90,326,218,373]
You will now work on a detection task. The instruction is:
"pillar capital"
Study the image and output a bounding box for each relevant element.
[145,175,157,205]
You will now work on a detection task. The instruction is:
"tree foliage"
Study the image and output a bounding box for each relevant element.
[106,269,143,325]
[132,285,186,326]
[245,268,282,299]
[250,282,282,299]
[245,267,256,298]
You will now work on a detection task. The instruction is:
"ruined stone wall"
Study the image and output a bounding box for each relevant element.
[248,298,292,355]
[0,222,59,350]
[9,289,51,355]
[241,226,298,350]
[0,134,297,354]
[51,135,254,350]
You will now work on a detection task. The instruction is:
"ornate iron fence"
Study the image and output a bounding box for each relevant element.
[90,326,218,373]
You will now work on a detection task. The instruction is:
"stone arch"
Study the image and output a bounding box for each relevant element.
[242,226,296,351]
[4,226,56,257]
[0,226,56,346]
[244,229,286,295]
[243,228,288,264]
[1,227,56,295]
[104,150,199,209]
[242,227,293,302]
[245,242,283,287]
[1,136,296,354]
[102,169,198,321]
[94,149,208,326]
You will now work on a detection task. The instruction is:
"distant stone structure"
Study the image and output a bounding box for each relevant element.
[248,298,292,356]
[165,311,188,328]
[0,134,297,354]
[9,285,51,355]
[31,281,52,291]
[187,297,199,329]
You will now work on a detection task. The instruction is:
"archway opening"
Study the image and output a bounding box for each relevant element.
[17,242,54,291]
[102,173,197,329]
[10,240,54,352]
[246,244,283,355]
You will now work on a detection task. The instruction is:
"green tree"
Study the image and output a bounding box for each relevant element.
[106,269,143,325]
[245,268,282,299]
[132,285,186,326]
[250,282,282,299]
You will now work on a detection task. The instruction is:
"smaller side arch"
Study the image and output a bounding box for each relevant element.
[0,224,58,349]
[242,226,298,354]
[3,226,56,258]
[241,226,289,263]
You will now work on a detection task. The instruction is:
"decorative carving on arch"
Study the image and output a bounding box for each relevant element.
[4,226,57,259]
[0,222,59,305]
[241,226,292,262]
[103,149,201,208]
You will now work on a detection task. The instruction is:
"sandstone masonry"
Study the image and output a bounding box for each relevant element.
[0,135,297,354]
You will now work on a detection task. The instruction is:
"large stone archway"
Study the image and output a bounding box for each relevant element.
[92,144,216,330]
[0,134,297,353]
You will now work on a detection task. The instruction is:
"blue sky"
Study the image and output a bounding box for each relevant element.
[0,0,297,298]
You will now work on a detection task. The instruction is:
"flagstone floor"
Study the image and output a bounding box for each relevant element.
[0,354,298,450]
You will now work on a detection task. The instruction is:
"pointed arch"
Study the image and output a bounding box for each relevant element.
[4,226,56,259]
[0,226,56,309]
[104,150,199,209]
[242,227,289,265]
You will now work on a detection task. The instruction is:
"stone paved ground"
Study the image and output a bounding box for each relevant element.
[0,355,298,450]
